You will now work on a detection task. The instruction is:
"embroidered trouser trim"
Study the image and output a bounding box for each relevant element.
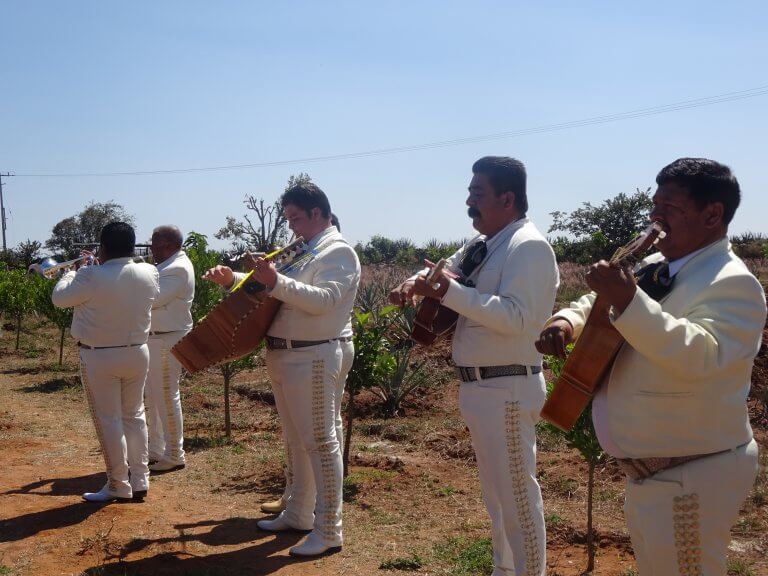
[459,373,547,576]
[146,332,186,463]
[624,439,758,575]
[79,345,151,494]
[267,341,345,543]
[279,339,354,501]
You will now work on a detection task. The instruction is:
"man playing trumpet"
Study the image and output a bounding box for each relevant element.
[52,222,159,502]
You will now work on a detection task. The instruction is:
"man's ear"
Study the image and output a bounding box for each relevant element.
[703,202,724,228]
[504,191,516,210]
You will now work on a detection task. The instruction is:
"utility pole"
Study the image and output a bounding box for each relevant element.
[0,172,12,252]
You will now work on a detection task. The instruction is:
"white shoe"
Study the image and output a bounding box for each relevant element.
[257,512,312,533]
[82,485,132,503]
[149,459,186,473]
[289,531,342,557]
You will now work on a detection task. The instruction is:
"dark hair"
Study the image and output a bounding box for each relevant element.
[472,156,528,214]
[656,158,741,226]
[330,213,340,231]
[100,221,135,257]
[280,183,331,219]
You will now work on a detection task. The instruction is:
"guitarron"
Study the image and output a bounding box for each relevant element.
[171,238,306,373]
[540,222,665,431]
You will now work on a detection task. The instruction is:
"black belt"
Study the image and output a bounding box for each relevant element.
[265,335,353,350]
[78,342,145,350]
[455,364,541,382]
[149,330,181,336]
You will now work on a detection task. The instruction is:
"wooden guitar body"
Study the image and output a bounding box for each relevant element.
[171,238,306,373]
[539,222,665,431]
[539,297,624,431]
[410,259,462,346]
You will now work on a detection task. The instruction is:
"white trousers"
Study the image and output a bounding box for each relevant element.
[459,372,547,576]
[79,345,151,496]
[146,332,186,464]
[266,340,345,545]
[278,339,354,501]
[624,439,758,575]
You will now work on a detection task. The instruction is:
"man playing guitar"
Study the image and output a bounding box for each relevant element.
[391,156,558,576]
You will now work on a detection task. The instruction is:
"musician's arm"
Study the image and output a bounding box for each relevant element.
[549,292,597,340]
[611,274,766,380]
[441,239,558,335]
[269,246,359,315]
[52,268,95,308]
[153,267,188,308]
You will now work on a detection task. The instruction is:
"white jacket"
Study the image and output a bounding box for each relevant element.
[233,227,360,341]
[554,238,766,457]
[52,258,160,347]
[151,250,195,333]
[442,218,559,367]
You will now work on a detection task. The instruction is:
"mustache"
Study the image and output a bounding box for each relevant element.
[467,207,481,218]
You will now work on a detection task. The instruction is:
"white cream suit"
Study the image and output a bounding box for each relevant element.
[52,258,159,497]
[440,218,559,576]
[245,226,360,546]
[553,238,766,575]
[147,250,195,464]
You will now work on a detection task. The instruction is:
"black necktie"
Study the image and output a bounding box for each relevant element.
[459,240,488,278]
[635,261,674,301]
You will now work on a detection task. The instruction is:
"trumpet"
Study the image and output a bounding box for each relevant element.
[28,255,93,278]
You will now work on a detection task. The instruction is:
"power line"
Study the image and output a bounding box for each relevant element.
[12,84,768,178]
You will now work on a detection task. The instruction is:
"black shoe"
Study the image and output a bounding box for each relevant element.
[132,490,147,502]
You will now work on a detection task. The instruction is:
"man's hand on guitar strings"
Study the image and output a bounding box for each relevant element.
[535,319,573,359]
[389,279,418,307]
[412,269,450,300]
[585,260,637,315]
[203,265,235,288]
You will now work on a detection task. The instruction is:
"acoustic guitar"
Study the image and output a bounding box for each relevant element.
[172,238,307,373]
[410,259,463,346]
[540,222,665,431]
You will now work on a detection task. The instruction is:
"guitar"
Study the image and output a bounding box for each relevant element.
[540,222,665,431]
[410,259,463,346]
[171,237,307,373]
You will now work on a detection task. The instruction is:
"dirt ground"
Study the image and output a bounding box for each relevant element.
[1,323,767,576]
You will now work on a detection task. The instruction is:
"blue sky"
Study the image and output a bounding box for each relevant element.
[2,1,767,252]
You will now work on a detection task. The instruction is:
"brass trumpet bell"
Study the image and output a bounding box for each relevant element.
[28,256,89,278]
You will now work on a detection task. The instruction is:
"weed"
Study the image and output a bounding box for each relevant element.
[434,536,493,576]
[545,513,564,526]
[0,566,12,575]
[727,558,756,576]
[619,569,638,576]
[436,485,458,497]
[379,553,424,571]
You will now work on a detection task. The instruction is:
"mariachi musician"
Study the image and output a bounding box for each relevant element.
[52,222,159,502]
[390,156,558,576]
[204,183,360,557]
[536,158,766,575]
[145,225,195,473]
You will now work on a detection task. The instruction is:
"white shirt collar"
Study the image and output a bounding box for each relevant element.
[667,243,712,278]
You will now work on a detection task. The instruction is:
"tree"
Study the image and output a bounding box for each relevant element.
[549,188,653,263]
[0,269,38,350]
[46,201,135,258]
[215,173,311,251]
[0,240,43,270]
[182,231,258,438]
[541,349,606,572]
[33,276,73,365]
